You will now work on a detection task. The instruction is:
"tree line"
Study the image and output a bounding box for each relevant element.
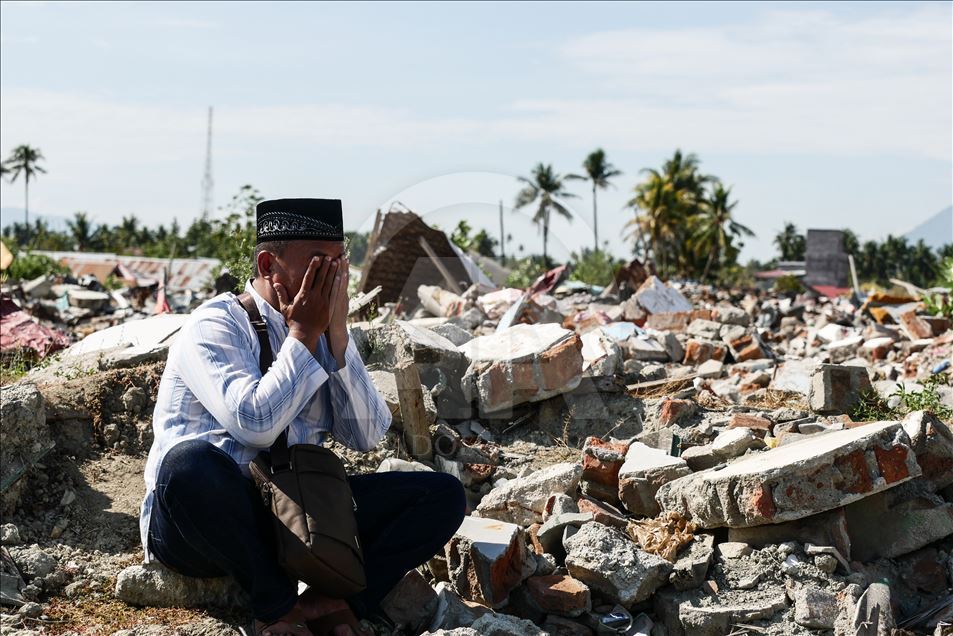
[773,222,952,289]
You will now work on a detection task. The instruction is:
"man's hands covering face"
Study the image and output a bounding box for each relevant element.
[273,256,345,353]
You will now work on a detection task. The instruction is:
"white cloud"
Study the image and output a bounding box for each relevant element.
[558,5,952,160]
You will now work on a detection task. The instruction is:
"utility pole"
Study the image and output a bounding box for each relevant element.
[201,107,214,218]
[499,199,505,264]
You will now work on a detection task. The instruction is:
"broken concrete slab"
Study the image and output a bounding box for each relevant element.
[445,516,535,608]
[460,323,583,414]
[475,462,582,526]
[808,363,873,414]
[657,421,920,528]
[564,522,672,606]
[634,276,692,315]
[617,442,690,518]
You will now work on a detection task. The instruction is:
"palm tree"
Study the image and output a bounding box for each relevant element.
[567,149,622,252]
[514,163,577,265]
[774,223,805,261]
[626,168,678,273]
[4,145,47,232]
[691,182,754,281]
[117,215,142,252]
[67,212,94,251]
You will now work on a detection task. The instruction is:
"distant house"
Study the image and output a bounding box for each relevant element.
[31,250,220,291]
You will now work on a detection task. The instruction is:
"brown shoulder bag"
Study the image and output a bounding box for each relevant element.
[237,292,367,597]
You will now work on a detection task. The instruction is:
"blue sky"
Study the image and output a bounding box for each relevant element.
[1,1,950,262]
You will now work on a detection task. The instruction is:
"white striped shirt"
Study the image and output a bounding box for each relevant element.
[139,281,391,562]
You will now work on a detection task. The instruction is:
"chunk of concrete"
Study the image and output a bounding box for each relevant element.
[115,563,246,609]
[460,323,583,414]
[580,328,623,378]
[769,359,818,396]
[368,369,438,429]
[670,534,714,591]
[634,276,692,315]
[617,442,690,518]
[902,410,953,490]
[710,428,759,459]
[564,522,672,606]
[657,422,920,528]
[445,516,535,608]
[537,513,593,555]
[808,364,873,414]
[475,463,582,526]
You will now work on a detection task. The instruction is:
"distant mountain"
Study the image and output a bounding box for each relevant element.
[904,205,952,250]
[0,208,71,232]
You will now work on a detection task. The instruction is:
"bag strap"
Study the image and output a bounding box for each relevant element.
[237,291,291,473]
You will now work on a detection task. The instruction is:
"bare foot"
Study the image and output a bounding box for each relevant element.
[255,604,313,636]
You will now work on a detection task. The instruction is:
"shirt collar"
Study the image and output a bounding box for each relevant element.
[244,279,286,328]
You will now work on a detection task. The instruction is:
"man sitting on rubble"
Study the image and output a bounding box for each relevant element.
[139,198,467,636]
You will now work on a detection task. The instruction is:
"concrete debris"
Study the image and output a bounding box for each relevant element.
[564,522,672,605]
[460,323,583,414]
[3,235,953,634]
[114,563,247,609]
[657,422,921,528]
[445,516,535,608]
[475,463,582,526]
[617,442,690,517]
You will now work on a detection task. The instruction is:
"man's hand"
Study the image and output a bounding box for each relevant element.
[273,257,344,353]
[327,256,350,368]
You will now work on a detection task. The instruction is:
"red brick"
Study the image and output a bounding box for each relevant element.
[900,309,933,340]
[683,339,727,365]
[728,413,772,434]
[874,445,911,484]
[645,312,690,333]
[525,575,591,617]
[658,398,696,427]
[833,449,874,493]
[577,497,629,530]
[581,437,629,488]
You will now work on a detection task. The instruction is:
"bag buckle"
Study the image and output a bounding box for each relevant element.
[270,462,291,474]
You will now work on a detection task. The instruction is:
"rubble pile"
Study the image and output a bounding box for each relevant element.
[1,222,952,634]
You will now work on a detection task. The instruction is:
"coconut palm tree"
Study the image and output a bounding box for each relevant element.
[626,168,678,273]
[567,149,622,252]
[4,145,47,232]
[514,163,577,265]
[67,212,94,251]
[691,182,754,281]
[774,223,805,261]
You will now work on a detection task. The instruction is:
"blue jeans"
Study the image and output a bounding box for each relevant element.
[148,439,466,623]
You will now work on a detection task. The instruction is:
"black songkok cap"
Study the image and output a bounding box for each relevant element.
[256,198,344,244]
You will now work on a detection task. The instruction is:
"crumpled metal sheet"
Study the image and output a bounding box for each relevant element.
[0,296,71,358]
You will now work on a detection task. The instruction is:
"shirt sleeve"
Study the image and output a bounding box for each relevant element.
[177,304,329,449]
[324,334,393,451]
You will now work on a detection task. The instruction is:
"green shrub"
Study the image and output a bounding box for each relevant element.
[569,249,619,287]
[3,252,69,282]
[505,257,549,289]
